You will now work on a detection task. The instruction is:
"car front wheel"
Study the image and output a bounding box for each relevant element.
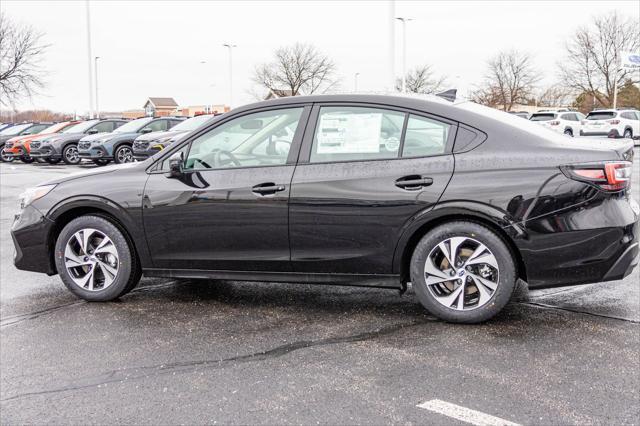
[410,221,517,323]
[62,144,81,165]
[114,145,134,164]
[1,151,14,162]
[624,129,633,139]
[564,129,573,137]
[54,215,141,301]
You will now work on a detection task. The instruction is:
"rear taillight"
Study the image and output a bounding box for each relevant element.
[549,121,560,126]
[561,161,632,191]
[608,119,620,125]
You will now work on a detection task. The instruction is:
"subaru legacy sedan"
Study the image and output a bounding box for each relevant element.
[11,94,638,323]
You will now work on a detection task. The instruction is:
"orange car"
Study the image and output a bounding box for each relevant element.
[3,121,79,163]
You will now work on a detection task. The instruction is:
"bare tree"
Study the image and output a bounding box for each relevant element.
[395,64,447,94]
[471,50,540,111]
[537,84,573,108]
[0,13,48,107]
[252,43,337,96]
[559,11,640,107]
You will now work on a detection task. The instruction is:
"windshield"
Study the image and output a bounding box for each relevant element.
[530,113,557,122]
[114,117,153,133]
[586,112,616,120]
[171,115,214,132]
[41,123,67,134]
[0,123,32,135]
[63,120,99,133]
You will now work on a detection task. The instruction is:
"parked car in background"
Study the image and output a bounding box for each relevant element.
[508,111,529,119]
[29,119,127,165]
[11,94,637,324]
[0,123,15,132]
[79,116,185,164]
[582,109,640,139]
[132,114,216,160]
[0,123,53,162]
[529,110,585,136]
[2,121,79,163]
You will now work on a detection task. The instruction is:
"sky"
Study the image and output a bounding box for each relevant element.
[1,0,639,114]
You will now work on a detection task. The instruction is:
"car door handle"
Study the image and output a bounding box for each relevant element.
[395,175,434,190]
[252,182,286,195]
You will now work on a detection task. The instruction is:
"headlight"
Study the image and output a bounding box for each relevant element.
[18,184,57,210]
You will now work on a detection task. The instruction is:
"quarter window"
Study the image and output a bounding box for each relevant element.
[402,115,450,158]
[310,106,405,163]
[185,107,303,170]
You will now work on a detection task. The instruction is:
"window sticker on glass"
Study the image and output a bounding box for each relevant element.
[316,112,383,154]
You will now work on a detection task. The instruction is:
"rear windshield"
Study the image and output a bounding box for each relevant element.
[530,113,556,121]
[586,112,616,120]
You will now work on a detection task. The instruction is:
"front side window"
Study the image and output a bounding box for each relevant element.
[185,107,303,170]
[142,120,169,133]
[22,124,49,135]
[310,106,405,163]
[92,121,115,133]
[402,115,450,158]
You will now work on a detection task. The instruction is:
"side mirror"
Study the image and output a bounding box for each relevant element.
[141,128,153,134]
[87,128,99,134]
[167,151,184,178]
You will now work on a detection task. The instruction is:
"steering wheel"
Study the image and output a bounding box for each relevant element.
[213,150,242,168]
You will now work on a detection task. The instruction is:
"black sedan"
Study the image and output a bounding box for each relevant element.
[11,94,638,323]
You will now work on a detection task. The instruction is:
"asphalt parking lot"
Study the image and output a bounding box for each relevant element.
[1,152,638,425]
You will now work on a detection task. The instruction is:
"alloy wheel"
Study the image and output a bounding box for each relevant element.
[65,146,80,163]
[424,236,500,311]
[64,228,119,291]
[117,147,134,163]
[1,152,14,162]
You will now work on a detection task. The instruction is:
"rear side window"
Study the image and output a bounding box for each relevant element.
[586,112,616,120]
[402,115,449,158]
[530,113,556,121]
[310,106,405,163]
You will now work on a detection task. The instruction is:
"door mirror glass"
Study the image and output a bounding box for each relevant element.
[167,151,184,178]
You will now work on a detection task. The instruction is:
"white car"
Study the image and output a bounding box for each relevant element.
[581,109,640,139]
[529,110,585,137]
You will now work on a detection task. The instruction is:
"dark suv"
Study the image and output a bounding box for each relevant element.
[29,119,126,165]
[11,94,638,323]
[78,116,185,164]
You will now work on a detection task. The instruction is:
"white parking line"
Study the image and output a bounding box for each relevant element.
[417,399,520,426]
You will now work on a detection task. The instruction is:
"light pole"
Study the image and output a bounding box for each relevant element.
[388,0,395,91]
[223,43,237,108]
[85,0,94,118]
[395,17,412,93]
[354,72,360,92]
[94,56,100,119]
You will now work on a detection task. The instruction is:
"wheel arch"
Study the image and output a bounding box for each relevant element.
[394,205,527,284]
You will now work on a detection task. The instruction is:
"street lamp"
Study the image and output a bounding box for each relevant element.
[94,56,100,119]
[395,17,413,93]
[223,43,237,108]
[85,0,94,118]
[354,72,360,92]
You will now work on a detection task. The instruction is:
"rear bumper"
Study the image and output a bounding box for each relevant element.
[602,242,639,281]
[580,130,610,137]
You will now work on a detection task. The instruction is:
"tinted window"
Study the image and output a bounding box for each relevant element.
[185,107,303,170]
[530,113,556,121]
[586,112,616,120]
[114,117,153,133]
[142,120,169,133]
[92,121,115,133]
[0,123,31,135]
[402,115,450,157]
[170,114,214,132]
[22,124,49,135]
[310,106,405,163]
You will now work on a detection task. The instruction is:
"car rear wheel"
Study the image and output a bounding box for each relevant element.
[54,215,141,301]
[624,129,633,139]
[62,144,81,165]
[114,145,134,164]
[564,129,573,137]
[410,221,517,323]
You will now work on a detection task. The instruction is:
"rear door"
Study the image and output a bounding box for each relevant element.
[289,103,455,274]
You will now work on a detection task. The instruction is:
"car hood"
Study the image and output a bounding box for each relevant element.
[10,132,57,144]
[41,161,145,185]
[95,132,140,143]
[38,133,84,145]
[135,130,187,142]
[0,134,20,144]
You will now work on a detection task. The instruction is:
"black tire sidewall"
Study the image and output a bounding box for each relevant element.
[410,221,517,323]
[54,215,134,301]
[624,129,632,139]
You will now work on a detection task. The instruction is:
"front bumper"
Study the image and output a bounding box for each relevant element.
[11,204,57,275]
[30,146,61,159]
[2,147,25,158]
[78,145,112,160]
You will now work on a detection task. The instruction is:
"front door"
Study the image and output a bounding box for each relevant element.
[289,104,455,274]
[143,106,309,271]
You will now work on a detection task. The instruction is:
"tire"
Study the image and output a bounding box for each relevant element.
[54,215,141,301]
[564,129,573,137]
[20,156,35,164]
[624,129,632,139]
[62,144,81,165]
[410,221,517,323]
[46,158,61,164]
[114,145,134,164]
[0,150,14,162]
[92,159,110,166]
